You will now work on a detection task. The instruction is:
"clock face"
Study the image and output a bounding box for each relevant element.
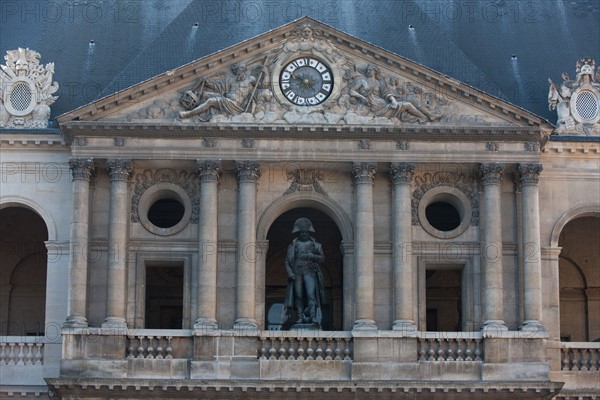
[279,57,333,106]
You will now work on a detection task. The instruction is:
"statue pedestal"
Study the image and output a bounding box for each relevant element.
[290,323,321,330]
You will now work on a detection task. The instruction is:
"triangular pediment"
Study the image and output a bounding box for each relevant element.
[57,17,550,134]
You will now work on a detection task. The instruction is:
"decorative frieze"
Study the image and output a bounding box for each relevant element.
[235,161,261,183]
[390,162,415,185]
[106,159,132,182]
[518,163,543,186]
[480,163,504,186]
[69,158,95,181]
[352,162,376,184]
[196,160,222,183]
[283,169,327,196]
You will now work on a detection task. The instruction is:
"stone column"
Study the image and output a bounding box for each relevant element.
[103,159,132,329]
[352,162,377,330]
[195,160,221,331]
[480,163,507,334]
[390,162,417,333]
[233,161,261,330]
[518,163,546,334]
[64,158,95,328]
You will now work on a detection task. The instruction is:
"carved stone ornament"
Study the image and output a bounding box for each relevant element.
[352,162,377,184]
[548,58,600,135]
[480,163,504,186]
[197,160,221,183]
[235,161,261,183]
[0,48,59,128]
[69,158,95,181]
[131,169,200,224]
[284,169,328,196]
[518,163,543,186]
[106,159,132,182]
[358,139,370,150]
[412,172,479,226]
[390,163,415,185]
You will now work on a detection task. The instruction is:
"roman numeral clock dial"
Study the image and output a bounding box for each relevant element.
[279,58,334,106]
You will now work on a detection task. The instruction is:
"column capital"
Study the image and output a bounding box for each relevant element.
[518,163,543,186]
[106,159,132,182]
[197,160,222,183]
[235,161,261,183]
[390,162,415,185]
[352,162,377,184]
[480,163,504,186]
[69,158,95,181]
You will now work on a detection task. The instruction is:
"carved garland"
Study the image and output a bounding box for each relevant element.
[411,172,479,226]
[131,169,199,224]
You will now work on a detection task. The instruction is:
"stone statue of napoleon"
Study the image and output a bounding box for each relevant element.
[284,218,327,328]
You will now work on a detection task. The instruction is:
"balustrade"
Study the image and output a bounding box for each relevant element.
[126,330,192,359]
[417,334,483,362]
[561,342,600,371]
[258,333,353,361]
[0,338,44,365]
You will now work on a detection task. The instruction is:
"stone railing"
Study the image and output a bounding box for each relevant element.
[417,332,483,361]
[126,329,193,359]
[258,332,353,361]
[0,337,44,365]
[561,342,600,371]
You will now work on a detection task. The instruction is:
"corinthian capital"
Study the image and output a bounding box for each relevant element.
[197,160,222,183]
[69,158,95,181]
[235,161,261,183]
[390,162,415,185]
[352,162,377,184]
[106,159,132,182]
[518,163,543,186]
[480,163,504,186]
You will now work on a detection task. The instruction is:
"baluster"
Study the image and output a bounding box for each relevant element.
[306,338,314,360]
[334,338,342,360]
[436,339,444,361]
[456,339,464,361]
[136,336,145,359]
[127,336,135,359]
[465,338,473,361]
[278,338,287,360]
[156,337,164,359]
[287,337,296,360]
[593,349,600,371]
[325,338,333,360]
[259,337,267,359]
[315,338,324,360]
[428,339,436,361]
[447,339,454,361]
[297,338,305,360]
[16,343,25,365]
[268,337,277,360]
[418,339,426,361]
[575,348,582,371]
[343,338,351,361]
[34,343,43,365]
[25,343,34,365]
[561,348,570,370]
[146,336,155,359]
[0,343,6,365]
[583,348,591,371]
[474,339,482,361]
[165,337,173,359]
[8,343,16,365]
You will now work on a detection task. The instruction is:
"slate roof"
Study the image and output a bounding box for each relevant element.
[1,0,598,125]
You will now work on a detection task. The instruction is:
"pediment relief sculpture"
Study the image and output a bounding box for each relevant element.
[0,48,59,128]
[122,23,511,128]
[548,58,600,135]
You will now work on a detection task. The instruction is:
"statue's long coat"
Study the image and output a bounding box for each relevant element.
[284,237,328,309]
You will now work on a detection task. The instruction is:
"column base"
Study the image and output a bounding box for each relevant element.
[63,315,88,329]
[233,318,259,332]
[101,317,127,332]
[482,320,508,337]
[521,320,548,337]
[193,317,219,334]
[353,319,378,331]
[392,319,418,336]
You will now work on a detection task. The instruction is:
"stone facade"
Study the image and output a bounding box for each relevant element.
[0,18,598,400]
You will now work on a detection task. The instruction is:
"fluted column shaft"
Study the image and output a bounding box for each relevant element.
[352,162,377,330]
[390,163,416,332]
[234,161,261,330]
[519,163,546,333]
[103,159,132,329]
[480,163,507,332]
[65,158,94,328]
[195,161,221,331]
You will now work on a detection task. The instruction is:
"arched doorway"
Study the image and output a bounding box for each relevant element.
[265,207,343,331]
[558,216,600,342]
[0,207,48,336]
